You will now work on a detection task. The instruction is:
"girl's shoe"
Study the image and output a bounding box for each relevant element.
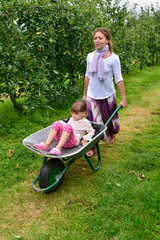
[49,148,61,156]
[34,142,50,151]
[86,148,96,157]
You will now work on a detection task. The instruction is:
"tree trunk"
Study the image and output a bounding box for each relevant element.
[10,95,22,114]
[156,56,158,63]
[152,53,154,65]
[140,60,143,70]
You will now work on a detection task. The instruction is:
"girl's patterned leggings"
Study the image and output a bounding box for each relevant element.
[51,121,77,148]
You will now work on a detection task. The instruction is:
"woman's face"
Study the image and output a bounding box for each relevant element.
[93,31,109,50]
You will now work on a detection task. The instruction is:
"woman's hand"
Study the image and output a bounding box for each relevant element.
[119,97,127,108]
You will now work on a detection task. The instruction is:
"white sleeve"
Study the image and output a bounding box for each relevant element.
[113,55,123,84]
[85,54,91,78]
[83,121,95,141]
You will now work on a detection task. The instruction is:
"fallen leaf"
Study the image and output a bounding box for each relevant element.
[141,172,145,178]
[115,183,121,187]
[137,177,143,181]
[106,182,111,185]
[12,234,23,239]
[7,149,15,158]
[16,164,20,169]
[82,168,87,171]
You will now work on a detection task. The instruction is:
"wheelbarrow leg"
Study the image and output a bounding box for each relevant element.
[84,142,101,171]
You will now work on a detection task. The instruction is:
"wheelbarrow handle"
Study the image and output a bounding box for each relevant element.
[105,105,122,127]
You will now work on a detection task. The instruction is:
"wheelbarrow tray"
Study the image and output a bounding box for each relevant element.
[22,105,122,193]
[23,121,107,160]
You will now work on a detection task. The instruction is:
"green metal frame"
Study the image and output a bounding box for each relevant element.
[32,105,122,192]
[105,105,122,127]
[32,142,101,192]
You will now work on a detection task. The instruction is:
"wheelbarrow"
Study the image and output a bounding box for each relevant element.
[22,105,122,193]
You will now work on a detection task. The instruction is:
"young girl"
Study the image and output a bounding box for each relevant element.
[34,101,95,156]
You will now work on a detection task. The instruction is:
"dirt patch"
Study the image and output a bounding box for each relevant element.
[120,107,151,134]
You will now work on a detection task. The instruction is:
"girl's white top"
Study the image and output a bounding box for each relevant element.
[61,117,95,146]
[85,52,123,99]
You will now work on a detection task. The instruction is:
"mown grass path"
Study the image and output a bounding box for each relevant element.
[0,64,160,240]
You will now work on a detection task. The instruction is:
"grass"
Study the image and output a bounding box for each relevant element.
[0,63,160,240]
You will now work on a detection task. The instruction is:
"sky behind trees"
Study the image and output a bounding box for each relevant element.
[120,0,159,12]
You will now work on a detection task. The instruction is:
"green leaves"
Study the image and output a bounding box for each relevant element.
[0,0,160,113]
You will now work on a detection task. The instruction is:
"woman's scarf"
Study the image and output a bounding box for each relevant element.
[89,44,109,82]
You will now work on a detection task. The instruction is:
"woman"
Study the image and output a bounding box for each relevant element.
[82,27,127,155]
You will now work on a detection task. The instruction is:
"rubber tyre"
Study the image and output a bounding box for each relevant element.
[39,158,65,193]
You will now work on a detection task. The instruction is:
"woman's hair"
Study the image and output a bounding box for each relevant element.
[92,27,113,52]
[70,100,87,115]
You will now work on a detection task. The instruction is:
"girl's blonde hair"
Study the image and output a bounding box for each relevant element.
[70,100,87,115]
[92,27,113,52]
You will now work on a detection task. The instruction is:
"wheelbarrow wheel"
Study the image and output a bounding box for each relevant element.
[39,158,65,193]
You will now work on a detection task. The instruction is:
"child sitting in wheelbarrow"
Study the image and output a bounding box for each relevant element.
[34,100,95,156]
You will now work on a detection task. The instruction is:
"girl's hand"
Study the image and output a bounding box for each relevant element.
[81,138,88,146]
[82,95,86,101]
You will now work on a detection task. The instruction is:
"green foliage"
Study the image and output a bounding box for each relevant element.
[0,0,56,111]
[0,0,160,113]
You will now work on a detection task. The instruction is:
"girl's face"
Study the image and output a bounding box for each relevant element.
[93,31,109,50]
[72,111,86,121]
